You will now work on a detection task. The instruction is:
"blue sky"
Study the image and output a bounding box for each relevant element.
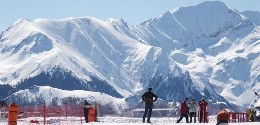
[1,0,260,31]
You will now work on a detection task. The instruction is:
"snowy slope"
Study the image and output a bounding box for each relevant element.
[1,16,200,105]
[108,1,260,107]
[0,1,260,111]
[1,116,260,125]
[4,86,126,112]
[0,17,156,97]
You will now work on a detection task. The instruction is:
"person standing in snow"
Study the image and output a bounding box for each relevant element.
[142,87,158,123]
[255,92,260,96]
[250,110,257,122]
[83,100,92,123]
[176,97,189,123]
[189,98,197,123]
[199,98,208,123]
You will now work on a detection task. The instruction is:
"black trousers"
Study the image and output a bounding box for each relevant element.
[199,111,207,123]
[84,110,89,123]
[189,112,196,123]
[176,113,189,123]
[143,103,153,122]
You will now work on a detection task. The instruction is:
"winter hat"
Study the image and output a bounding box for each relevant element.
[217,109,229,122]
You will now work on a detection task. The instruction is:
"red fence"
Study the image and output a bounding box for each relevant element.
[228,112,249,123]
[196,111,248,123]
[4,103,89,124]
[2,103,250,124]
[19,104,84,118]
[1,103,86,124]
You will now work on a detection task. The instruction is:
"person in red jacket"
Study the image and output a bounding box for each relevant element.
[199,98,208,123]
[176,97,189,123]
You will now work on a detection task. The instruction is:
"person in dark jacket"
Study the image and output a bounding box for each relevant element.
[251,110,257,122]
[142,87,158,123]
[83,100,92,123]
[176,97,189,123]
[199,98,208,123]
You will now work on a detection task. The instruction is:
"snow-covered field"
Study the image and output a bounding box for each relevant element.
[1,116,259,125]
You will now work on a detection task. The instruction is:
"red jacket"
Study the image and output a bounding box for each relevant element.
[199,101,208,112]
[180,101,189,113]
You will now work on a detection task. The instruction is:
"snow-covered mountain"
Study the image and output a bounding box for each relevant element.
[106,1,260,107]
[242,11,260,26]
[0,1,259,111]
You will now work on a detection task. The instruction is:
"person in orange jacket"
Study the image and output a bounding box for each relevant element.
[199,98,208,123]
[176,97,189,123]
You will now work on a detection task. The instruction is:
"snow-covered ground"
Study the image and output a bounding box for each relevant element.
[0,116,259,125]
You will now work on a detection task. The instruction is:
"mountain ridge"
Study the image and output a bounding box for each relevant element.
[1,1,259,111]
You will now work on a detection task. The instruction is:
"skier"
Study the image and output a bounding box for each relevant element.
[142,87,158,123]
[199,98,208,123]
[255,92,260,96]
[216,109,229,125]
[83,100,92,123]
[189,98,197,123]
[176,97,189,123]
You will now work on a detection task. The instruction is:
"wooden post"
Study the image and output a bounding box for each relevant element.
[8,102,19,125]
[65,102,67,120]
[43,100,46,125]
